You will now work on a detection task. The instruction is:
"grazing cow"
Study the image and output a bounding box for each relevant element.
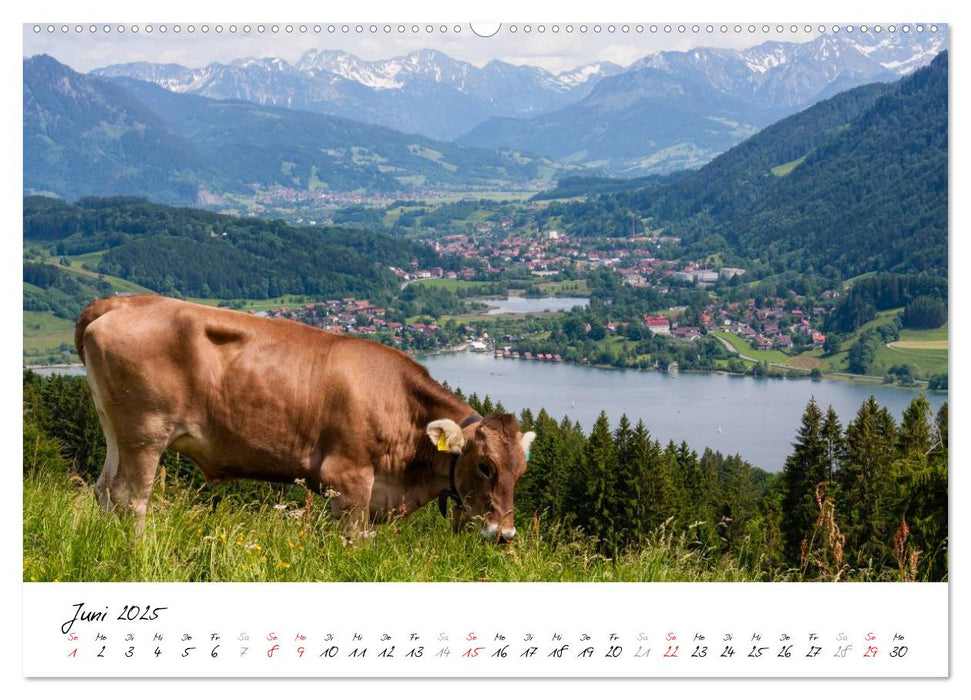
[74,295,535,541]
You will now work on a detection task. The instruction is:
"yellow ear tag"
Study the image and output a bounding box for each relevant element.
[437,434,449,451]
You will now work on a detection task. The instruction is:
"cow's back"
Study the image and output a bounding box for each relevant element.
[75,295,439,485]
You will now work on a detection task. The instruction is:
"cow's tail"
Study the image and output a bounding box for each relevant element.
[74,295,132,365]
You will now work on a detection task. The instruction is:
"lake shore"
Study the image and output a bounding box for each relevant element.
[23,356,946,394]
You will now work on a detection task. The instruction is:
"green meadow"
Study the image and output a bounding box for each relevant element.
[23,469,763,583]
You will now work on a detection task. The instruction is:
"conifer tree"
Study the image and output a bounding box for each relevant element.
[719,454,761,550]
[839,396,898,566]
[518,407,535,432]
[583,411,619,552]
[629,420,661,536]
[896,398,948,580]
[637,429,676,531]
[780,398,829,565]
[660,441,687,526]
[612,414,642,547]
[697,448,722,523]
[822,406,846,483]
[516,409,563,522]
[898,395,932,457]
[561,416,591,527]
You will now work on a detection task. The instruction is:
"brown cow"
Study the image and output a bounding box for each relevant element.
[74,295,535,541]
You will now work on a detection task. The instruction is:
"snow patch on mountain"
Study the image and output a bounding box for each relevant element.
[556,62,623,87]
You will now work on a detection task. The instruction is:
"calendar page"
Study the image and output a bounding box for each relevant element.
[18,4,952,685]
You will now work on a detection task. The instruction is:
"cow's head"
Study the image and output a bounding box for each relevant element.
[426,413,535,542]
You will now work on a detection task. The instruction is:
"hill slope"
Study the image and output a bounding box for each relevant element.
[23,55,206,203]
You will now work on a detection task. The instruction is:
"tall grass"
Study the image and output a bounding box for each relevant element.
[23,469,767,583]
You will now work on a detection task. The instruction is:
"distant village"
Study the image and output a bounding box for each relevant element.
[258,221,833,360]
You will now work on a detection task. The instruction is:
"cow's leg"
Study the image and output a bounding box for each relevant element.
[93,416,119,512]
[88,374,120,512]
[321,457,376,541]
[113,443,166,536]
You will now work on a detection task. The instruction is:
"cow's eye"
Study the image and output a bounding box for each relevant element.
[477,462,494,480]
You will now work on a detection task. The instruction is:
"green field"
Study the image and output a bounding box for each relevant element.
[823,312,948,378]
[410,278,496,292]
[842,271,878,287]
[875,344,948,375]
[770,155,808,177]
[23,311,76,362]
[898,324,949,342]
[187,295,318,312]
[56,257,154,295]
[23,469,762,583]
[63,250,106,268]
[709,330,792,365]
[430,190,536,204]
[537,279,590,296]
[875,323,948,376]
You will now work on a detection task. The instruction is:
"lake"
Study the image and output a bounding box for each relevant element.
[417,352,947,472]
[482,296,588,315]
[30,354,946,472]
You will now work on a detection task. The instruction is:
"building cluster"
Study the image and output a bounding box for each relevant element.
[703,298,830,351]
[670,266,746,286]
[264,299,414,338]
[427,230,685,278]
[641,315,703,341]
[493,349,564,362]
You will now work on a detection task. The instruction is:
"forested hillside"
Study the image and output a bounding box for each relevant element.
[24,196,457,312]
[544,52,948,279]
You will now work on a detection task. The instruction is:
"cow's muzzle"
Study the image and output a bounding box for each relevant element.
[481,522,516,543]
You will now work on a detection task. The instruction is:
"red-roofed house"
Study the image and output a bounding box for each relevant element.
[645,316,671,335]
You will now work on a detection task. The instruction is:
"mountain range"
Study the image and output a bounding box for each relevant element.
[91,31,945,175]
[460,32,947,174]
[23,30,946,205]
[92,49,622,141]
[23,54,572,204]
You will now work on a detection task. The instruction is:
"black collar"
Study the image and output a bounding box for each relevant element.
[437,413,483,518]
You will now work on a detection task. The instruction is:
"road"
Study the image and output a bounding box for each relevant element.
[712,333,810,374]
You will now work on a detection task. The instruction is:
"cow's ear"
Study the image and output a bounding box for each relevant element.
[427,419,466,454]
[520,431,537,458]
